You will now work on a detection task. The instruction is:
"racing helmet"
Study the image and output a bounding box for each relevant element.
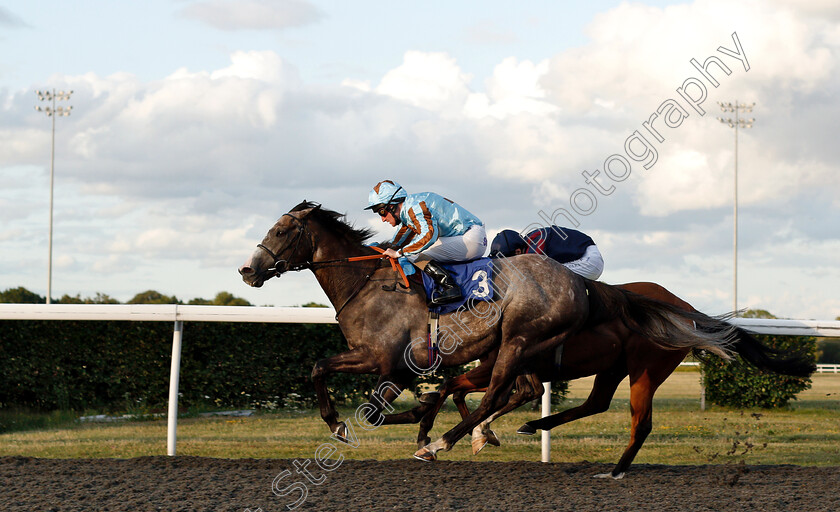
[365,180,407,211]
[489,229,527,257]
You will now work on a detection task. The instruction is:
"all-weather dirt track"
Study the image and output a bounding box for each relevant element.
[2,457,840,512]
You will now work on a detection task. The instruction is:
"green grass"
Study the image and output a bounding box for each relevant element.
[1,372,838,465]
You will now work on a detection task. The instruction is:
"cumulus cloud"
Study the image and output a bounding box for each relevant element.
[767,0,840,21]
[376,51,474,114]
[180,0,324,31]
[543,1,835,111]
[2,0,839,317]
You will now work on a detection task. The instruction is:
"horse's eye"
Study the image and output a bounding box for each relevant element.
[274,229,283,237]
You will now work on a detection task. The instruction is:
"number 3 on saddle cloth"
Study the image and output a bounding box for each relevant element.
[420,258,495,315]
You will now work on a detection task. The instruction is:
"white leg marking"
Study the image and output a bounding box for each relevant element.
[593,472,625,480]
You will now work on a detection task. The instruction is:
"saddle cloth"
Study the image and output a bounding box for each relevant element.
[420,258,495,315]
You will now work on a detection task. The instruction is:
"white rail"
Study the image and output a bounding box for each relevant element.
[816,364,840,374]
[680,361,840,373]
[1,304,839,459]
[2,304,838,334]
[0,304,337,323]
[728,317,840,337]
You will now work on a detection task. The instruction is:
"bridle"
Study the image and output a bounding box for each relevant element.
[256,213,316,274]
[253,208,410,318]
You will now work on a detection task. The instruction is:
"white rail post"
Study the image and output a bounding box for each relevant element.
[541,382,551,462]
[167,320,184,456]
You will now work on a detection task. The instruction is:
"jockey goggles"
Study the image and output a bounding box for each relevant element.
[368,185,404,217]
[372,204,391,217]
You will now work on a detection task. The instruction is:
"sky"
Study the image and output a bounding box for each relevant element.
[1,0,838,320]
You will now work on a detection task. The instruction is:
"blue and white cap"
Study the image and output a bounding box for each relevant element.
[365,180,407,210]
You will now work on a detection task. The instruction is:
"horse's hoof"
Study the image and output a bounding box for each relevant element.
[332,422,349,444]
[516,423,537,436]
[471,435,488,455]
[485,428,501,447]
[414,447,436,462]
[419,391,440,405]
[593,472,625,480]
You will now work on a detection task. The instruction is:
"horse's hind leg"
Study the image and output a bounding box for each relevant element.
[356,372,415,425]
[452,390,474,419]
[594,371,656,480]
[598,351,684,479]
[518,367,627,434]
[380,403,435,426]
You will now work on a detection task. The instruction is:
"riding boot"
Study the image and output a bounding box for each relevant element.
[423,261,463,306]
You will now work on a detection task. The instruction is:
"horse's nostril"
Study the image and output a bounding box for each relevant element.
[239,266,254,276]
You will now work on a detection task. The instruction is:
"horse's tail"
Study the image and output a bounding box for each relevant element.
[584,281,816,376]
[724,323,815,377]
[584,280,738,359]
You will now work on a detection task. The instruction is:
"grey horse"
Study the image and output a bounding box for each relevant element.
[239,201,736,459]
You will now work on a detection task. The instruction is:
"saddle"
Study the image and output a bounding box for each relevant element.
[420,258,495,315]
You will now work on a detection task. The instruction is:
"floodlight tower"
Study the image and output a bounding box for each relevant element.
[717,100,754,315]
[35,89,73,304]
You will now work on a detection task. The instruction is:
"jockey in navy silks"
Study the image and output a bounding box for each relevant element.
[365,180,487,306]
[489,226,604,280]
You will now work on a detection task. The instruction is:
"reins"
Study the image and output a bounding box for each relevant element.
[259,243,409,287]
[346,247,410,288]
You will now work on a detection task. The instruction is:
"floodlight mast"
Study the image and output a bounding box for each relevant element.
[35,89,73,304]
[716,100,755,315]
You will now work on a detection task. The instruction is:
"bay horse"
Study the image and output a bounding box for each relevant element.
[239,202,740,458]
[393,282,814,477]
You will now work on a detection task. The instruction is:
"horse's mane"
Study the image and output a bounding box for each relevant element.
[291,200,375,246]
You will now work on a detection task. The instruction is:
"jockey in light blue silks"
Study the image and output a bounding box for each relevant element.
[365,180,487,306]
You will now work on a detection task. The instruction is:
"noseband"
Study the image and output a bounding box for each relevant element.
[256,213,316,275]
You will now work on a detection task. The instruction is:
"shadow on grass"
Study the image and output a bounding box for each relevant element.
[0,408,80,434]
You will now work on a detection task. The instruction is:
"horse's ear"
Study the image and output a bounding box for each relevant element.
[296,202,322,219]
[300,202,322,218]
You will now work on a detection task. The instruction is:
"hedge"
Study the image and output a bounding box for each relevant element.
[701,334,816,408]
[0,320,438,411]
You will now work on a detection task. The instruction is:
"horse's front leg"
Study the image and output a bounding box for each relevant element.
[471,371,543,455]
[415,328,578,461]
[415,362,493,449]
[311,349,380,439]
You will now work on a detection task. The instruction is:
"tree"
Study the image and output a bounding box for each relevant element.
[211,291,251,306]
[91,292,120,304]
[187,292,252,306]
[127,290,181,304]
[0,287,44,304]
[58,293,120,304]
[741,308,774,319]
